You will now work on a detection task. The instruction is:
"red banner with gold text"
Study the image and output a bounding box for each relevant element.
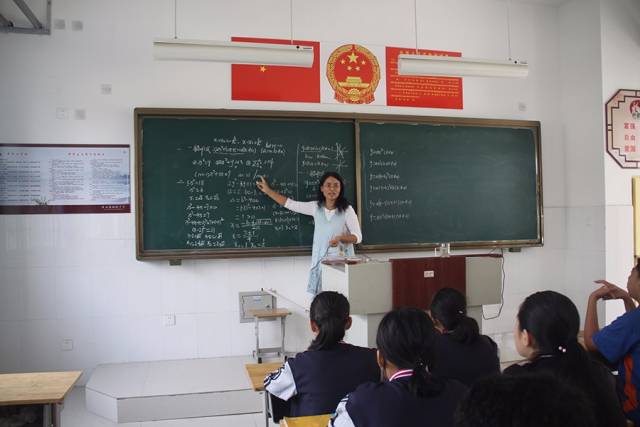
[385,47,463,109]
[231,37,320,103]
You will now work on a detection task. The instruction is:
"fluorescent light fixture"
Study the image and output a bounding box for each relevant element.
[153,38,314,67]
[397,54,528,78]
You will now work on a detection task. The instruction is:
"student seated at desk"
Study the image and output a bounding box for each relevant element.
[504,290,626,427]
[330,308,467,427]
[454,373,597,427]
[429,288,500,386]
[264,291,379,417]
[585,261,640,426]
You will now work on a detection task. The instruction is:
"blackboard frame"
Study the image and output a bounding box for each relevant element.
[134,108,359,260]
[134,108,542,260]
[353,114,543,252]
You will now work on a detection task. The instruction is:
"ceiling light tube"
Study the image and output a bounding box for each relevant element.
[397,54,528,78]
[153,38,314,67]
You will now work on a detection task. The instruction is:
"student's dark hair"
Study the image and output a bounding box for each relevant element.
[376,307,444,397]
[430,288,479,344]
[635,258,640,275]
[454,373,596,427]
[316,171,350,212]
[308,291,350,351]
[517,290,609,424]
[517,290,584,361]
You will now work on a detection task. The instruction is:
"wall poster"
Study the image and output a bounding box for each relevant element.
[0,144,130,214]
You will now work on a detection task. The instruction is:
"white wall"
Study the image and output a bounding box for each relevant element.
[557,0,606,320]
[0,0,589,383]
[600,0,640,323]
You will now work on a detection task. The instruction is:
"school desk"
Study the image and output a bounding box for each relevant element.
[250,308,291,363]
[282,413,332,427]
[0,370,82,427]
[245,362,283,427]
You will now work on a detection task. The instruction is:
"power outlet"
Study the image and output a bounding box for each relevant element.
[61,339,74,351]
[100,84,112,95]
[56,107,69,120]
[163,314,176,327]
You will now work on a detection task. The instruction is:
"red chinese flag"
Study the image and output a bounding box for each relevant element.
[386,46,463,109]
[231,37,320,103]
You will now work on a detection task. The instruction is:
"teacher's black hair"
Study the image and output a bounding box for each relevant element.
[316,171,350,212]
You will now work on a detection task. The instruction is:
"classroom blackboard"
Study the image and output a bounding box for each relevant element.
[135,109,356,260]
[358,119,542,249]
[135,109,542,260]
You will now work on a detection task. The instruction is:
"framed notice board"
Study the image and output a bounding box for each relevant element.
[135,109,542,260]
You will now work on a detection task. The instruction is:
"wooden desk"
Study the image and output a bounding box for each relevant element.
[245,362,283,391]
[0,371,82,427]
[283,414,332,427]
[245,362,283,427]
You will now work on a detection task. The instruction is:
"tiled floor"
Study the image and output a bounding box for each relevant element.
[62,387,276,427]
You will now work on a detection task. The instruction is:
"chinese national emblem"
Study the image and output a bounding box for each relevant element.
[327,44,380,104]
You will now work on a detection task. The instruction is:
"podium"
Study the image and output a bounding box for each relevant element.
[321,256,503,346]
[321,261,392,348]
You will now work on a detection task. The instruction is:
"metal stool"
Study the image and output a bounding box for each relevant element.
[250,309,291,363]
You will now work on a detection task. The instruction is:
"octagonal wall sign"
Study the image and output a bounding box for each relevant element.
[606,89,640,168]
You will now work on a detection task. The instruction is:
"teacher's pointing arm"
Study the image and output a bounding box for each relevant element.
[256,176,287,206]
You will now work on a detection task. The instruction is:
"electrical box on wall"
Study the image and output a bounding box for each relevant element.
[238,291,276,323]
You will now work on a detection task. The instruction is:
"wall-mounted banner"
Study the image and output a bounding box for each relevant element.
[231,37,321,103]
[230,37,464,110]
[385,47,462,109]
[0,144,130,214]
[606,89,640,168]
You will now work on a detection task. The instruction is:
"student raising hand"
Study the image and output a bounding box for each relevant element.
[593,280,634,303]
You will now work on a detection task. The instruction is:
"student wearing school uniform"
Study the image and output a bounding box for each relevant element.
[505,290,626,427]
[257,172,361,295]
[429,288,500,386]
[330,308,468,427]
[585,260,640,425]
[263,291,378,418]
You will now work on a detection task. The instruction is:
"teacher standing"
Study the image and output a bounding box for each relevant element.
[256,172,362,295]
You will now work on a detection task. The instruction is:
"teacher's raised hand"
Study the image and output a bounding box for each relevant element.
[256,176,271,194]
[256,176,287,206]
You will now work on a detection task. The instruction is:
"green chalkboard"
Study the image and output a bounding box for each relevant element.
[358,120,542,249]
[135,109,356,259]
[135,109,542,260]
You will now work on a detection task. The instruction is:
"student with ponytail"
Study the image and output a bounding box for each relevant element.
[504,290,626,427]
[330,308,467,427]
[263,291,378,417]
[429,288,500,386]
